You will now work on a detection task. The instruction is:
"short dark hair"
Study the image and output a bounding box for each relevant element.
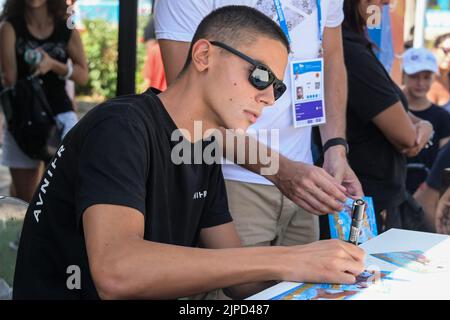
[343,0,378,50]
[180,5,290,75]
[0,0,68,22]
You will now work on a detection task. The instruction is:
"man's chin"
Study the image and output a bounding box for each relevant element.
[222,121,250,133]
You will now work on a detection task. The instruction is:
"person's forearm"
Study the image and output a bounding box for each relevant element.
[414,185,439,232]
[1,67,16,87]
[159,39,190,85]
[0,24,17,87]
[51,59,88,85]
[221,131,300,185]
[220,128,281,178]
[319,45,347,145]
[91,239,286,299]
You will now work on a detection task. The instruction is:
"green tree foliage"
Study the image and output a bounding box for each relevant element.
[76,17,148,100]
[77,19,118,99]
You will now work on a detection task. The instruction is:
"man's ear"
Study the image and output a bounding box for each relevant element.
[191,39,212,72]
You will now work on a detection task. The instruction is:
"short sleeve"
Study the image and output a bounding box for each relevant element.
[346,49,401,123]
[325,0,344,28]
[200,165,232,229]
[154,0,214,42]
[436,108,450,140]
[75,113,149,225]
[426,144,450,190]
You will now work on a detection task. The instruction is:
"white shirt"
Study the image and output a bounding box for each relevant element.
[155,0,344,185]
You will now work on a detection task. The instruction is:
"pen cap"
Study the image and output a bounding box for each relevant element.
[352,199,365,221]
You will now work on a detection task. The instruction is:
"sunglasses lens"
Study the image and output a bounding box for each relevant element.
[250,66,273,89]
[273,81,287,101]
[250,65,286,100]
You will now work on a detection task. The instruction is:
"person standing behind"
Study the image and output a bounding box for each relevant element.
[428,33,450,112]
[155,0,362,262]
[436,187,450,235]
[403,48,450,178]
[414,143,450,232]
[142,16,166,92]
[0,0,88,202]
[342,0,433,232]
[0,20,4,146]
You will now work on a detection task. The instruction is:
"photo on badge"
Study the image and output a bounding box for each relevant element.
[296,86,304,100]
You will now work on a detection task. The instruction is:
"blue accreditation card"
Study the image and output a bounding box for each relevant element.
[328,196,377,244]
[290,58,326,128]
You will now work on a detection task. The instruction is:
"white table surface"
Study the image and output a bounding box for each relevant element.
[247,229,450,300]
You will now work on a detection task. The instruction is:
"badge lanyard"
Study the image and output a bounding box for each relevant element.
[273,0,326,128]
[273,0,323,56]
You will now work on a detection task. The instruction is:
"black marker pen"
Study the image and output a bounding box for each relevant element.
[348,199,366,245]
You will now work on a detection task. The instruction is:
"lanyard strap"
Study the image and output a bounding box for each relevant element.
[273,0,291,43]
[317,0,322,42]
[273,0,323,44]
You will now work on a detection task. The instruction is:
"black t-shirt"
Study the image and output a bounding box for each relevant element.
[427,143,450,191]
[343,26,408,212]
[409,104,450,169]
[13,89,232,299]
[8,15,73,115]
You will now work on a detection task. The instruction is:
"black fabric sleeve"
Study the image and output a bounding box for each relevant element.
[426,144,450,190]
[75,113,149,226]
[346,50,401,124]
[200,164,232,229]
[436,107,450,140]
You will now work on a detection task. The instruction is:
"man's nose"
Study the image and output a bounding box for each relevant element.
[257,86,276,106]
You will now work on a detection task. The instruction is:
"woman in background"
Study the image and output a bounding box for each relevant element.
[0,0,88,202]
[342,0,433,233]
[428,33,450,113]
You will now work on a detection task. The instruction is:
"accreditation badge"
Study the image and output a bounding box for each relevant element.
[290,58,326,128]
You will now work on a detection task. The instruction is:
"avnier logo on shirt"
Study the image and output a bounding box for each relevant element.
[33,144,66,223]
[193,191,208,200]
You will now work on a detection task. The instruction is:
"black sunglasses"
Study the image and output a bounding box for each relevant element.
[210,41,287,101]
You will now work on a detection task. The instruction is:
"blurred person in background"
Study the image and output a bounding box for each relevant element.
[142,15,166,92]
[414,144,450,232]
[343,0,433,233]
[0,0,88,202]
[0,20,4,146]
[428,33,450,113]
[65,0,76,108]
[435,187,450,235]
[402,48,450,193]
